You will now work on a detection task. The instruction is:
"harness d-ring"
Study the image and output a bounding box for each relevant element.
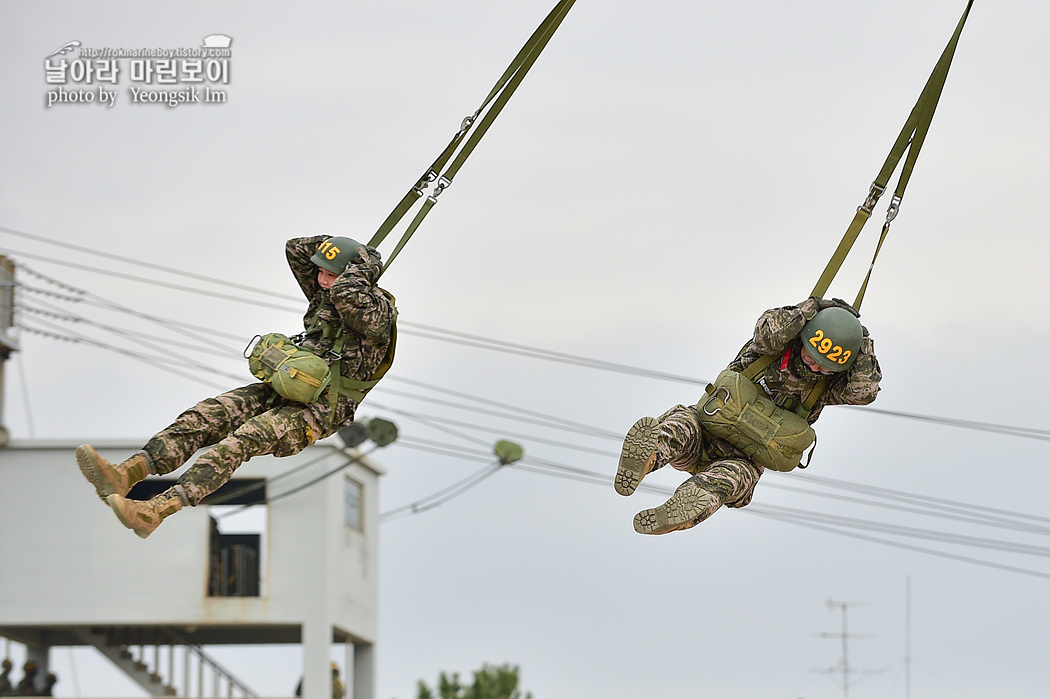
[702,386,730,416]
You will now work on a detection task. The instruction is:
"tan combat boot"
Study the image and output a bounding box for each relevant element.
[632,475,719,535]
[106,490,184,539]
[615,416,661,496]
[76,445,150,500]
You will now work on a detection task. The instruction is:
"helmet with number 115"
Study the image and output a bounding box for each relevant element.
[800,307,863,372]
[310,236,364,274]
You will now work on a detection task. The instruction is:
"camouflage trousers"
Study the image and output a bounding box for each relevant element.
[652,403,764,513]
[142,382,351,506]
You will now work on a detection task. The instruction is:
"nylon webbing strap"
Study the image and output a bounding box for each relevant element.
[810,0,973,310]
[741,351,824,420]
[368,0,576,272]
[327,322,397,425]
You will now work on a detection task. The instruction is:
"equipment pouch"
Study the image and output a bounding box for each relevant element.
[697,370,816,472]
[245,333,331,404]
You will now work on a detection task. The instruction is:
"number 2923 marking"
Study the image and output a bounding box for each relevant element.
[807,329,852,364]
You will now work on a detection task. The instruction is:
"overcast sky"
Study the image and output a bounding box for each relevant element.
[1,1,1048,698]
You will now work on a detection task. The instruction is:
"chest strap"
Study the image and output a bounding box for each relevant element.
[740,348,827,421]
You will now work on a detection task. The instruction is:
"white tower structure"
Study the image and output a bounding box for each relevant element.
[0,439,382,699]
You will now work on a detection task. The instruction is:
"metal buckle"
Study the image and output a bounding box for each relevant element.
[428,175,452,203]
[412,169,438,196]
[327,349,343,361]
[457,110,480,137]
[884,194,902,224]
[701,386,731,416]
[242,334,263,359]
[858,182,886,215]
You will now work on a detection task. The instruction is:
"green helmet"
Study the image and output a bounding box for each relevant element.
[310,236,364,274]
[800,307,863,372]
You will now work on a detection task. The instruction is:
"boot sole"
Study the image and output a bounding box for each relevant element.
[76,445,119,501]
[615,417,660,496]
[633,480,706,535]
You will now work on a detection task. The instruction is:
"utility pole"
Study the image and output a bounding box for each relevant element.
[815,598,874,699]
[0,256,18,447]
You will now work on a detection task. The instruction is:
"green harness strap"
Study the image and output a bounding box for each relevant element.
[811,0,974,311]
[739,350,826,421]
[326,322,397,424]
[367,0,576,272]
[304,294,399,426]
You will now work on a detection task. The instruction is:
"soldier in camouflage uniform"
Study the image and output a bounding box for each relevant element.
[616,296,881,535]
[76,235,397,538]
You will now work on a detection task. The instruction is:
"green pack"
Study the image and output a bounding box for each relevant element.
[245,333,331,404]
[697,369,816,472]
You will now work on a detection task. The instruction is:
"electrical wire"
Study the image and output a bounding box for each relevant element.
[15,286,1050,544]
[212,446,380,520]
[744,506,1050,580]
[206,449,336,508]
[848,405,1050,441]
[17,300,242,374]
[366,401,618,456]
[5,240,1047,441]
[383,375,623,438]
[17,317,234,391]
[1,225,297,302]
[792,472,1050,527]
[18,283,1049,556]
[379,458,506,522]
[2,246,301,313]
[18,299,240,359]
[374,436,1049,578]
[760,481,1050,536]
[5,236,1049,577]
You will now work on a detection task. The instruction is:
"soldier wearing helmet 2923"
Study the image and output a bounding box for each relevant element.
[76,236,397,538]
[616,297,881,535]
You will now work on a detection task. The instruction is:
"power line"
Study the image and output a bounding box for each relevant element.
[750,503,1050,556]
[1,225,297,301]
[373,434,1050,579]
[207,449,336,508]
[745,506,1050,580]
[15,280,1050,543]
[365,401,617,456]
[17,317,234,391]
[396,321,710,385]
[23,269,1038,577]
[6,239,1048,442]
[18,263,260,351]
[6,238,1049,557]
[14,281,1049,539]
[761,480,1050,536]
[848,405,1050,441]
[373,387,618,439]
[379,458,506,522]
[2,247,302,313]
[793,472,1050,527]
[17,300,242,370]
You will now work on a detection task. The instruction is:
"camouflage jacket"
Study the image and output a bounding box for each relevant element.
[694,298,881,464]
[285,236,397,412]
[727,297,881,423]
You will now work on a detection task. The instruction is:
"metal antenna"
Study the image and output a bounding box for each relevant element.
[815,598,875,699]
